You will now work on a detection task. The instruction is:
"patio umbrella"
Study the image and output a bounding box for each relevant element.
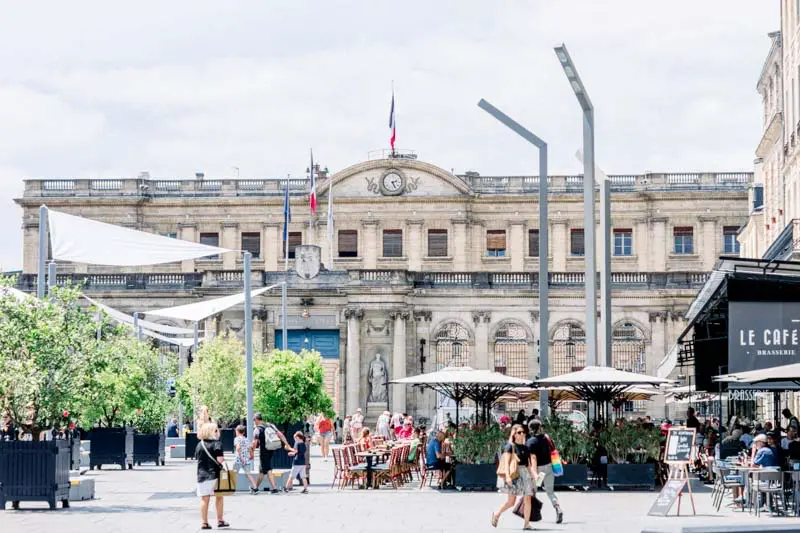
[390,366,531,424]
[714,363,800,386]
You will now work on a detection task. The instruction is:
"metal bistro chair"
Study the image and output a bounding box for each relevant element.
[749,469,786,517]
[714,464,745,512]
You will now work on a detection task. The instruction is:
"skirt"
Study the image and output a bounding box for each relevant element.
[498,466,535,496]
[197,479,216,497]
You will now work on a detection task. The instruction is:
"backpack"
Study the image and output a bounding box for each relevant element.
[262,423,283,451]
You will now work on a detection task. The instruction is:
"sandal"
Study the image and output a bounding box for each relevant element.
[217,521,230,528]
[201,524,211,530]
[491,513,498,528]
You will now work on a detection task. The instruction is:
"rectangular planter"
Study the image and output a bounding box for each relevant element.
[219,429,234,453]
[89,427,133,470]
[133,433,165,466]
[553,463,590,490]
[0,440,71,510]
[454,463,498,491]
[606,463,655,490]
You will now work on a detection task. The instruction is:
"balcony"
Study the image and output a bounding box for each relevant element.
[15,270,709,293]
[21,171,752,199]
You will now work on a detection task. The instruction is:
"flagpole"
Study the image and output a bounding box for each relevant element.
[327,176,334,271]
[284,174,290,272]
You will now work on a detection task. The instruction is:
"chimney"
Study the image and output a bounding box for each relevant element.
[138,171,150,180]
[195,172,205,180]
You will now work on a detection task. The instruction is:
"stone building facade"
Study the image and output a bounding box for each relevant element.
[15,154,751,421]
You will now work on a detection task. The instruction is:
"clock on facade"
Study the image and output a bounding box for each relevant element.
[380,171,406,196]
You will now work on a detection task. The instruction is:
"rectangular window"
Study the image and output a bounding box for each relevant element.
[338,230,358,258]
[528,229,539,257]
[486,230,507,257]
[723,226,741,255]
[199,232,219,260]
[382,229,403,258]
[284,231,302,259]
[427,229,448,257]
[673,226,694,254]
[753,184,764,210]
[570,229,585,256]
[164,232,177,239]
[613,229,633,256]
[241,232,261,259]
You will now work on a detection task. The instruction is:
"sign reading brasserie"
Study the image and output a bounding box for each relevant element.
[728,301,800,373]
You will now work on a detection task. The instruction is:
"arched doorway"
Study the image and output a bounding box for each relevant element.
[435,322,471,369]
[612,321,647,413]
[493,322,529,379]
[550,322,587,413]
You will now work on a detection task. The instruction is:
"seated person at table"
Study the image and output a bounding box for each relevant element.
[407,429,421,464]
[397,419,414,440]
[426,431,452,487]
[357,428,372,451]
[753,434,779,467]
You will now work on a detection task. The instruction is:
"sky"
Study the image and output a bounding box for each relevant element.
[0,1,778,270]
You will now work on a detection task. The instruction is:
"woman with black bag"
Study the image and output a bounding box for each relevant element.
[195,423,230,530]
[491,424,536,530]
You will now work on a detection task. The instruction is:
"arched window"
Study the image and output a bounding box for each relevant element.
[435,322,471,368]
[550,322,586,376]
[493,322,528,379]
[612,322,647,412]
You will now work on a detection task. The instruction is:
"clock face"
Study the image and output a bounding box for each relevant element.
[382,172,403,193]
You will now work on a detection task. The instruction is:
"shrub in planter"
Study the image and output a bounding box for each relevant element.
[0,440,71,510]
[599,423,660,490]
[451,423,505,491]
[543,414,594,489]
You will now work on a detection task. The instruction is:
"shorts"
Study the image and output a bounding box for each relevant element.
[233,457,253,472]
[427,459,450,471]
[259,450,274,474]
[320,432,332,439]
[197,479,216,497]
[289,464,306,480]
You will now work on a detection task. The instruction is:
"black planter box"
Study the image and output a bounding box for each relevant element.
[0,440,71,510]
[219,429,234,453]
[133,433,165,466]
[185,432,198,461]
[454,463,497,491]
[89,427,133,470]
[554,463,590,490]
[606,463,655,490]
[269,422,305,471]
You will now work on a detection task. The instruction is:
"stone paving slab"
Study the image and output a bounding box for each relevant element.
[1,446,794,532]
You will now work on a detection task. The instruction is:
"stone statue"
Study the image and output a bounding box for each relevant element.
[368,353,388,403]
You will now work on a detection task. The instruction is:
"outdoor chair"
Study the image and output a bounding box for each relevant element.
[749,469,787,517]
[418,458,444,490]
[373,447,401,489]
[713,464,744,511]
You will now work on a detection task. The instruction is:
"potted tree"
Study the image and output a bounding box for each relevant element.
[544,415,593,490]
[601,424,661,490]
[451,423,505,491]
[0,284,99,509]
[131,347,173,467]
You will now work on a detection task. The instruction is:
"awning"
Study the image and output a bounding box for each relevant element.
[714,362,800,385]
[535,366,673,387]
[144,285,277,322]
[85,296,194,335]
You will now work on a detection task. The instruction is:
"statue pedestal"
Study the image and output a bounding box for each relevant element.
[364,402,387,430]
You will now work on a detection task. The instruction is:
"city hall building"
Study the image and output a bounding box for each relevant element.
[15,152,750,422]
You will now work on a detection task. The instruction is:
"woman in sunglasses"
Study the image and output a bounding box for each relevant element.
[492,424,536,530]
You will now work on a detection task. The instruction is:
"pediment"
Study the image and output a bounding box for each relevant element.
[318,159,471,199]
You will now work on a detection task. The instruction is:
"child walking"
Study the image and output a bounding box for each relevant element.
[233,425,259,494]
[284,431,309,494]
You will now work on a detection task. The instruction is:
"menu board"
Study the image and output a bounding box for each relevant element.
[647,479,687,517]
[664,427,696,464]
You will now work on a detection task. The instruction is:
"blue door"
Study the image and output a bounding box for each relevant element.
[274,330,340,359]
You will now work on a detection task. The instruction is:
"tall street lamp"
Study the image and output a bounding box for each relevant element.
[477,98,550,419]
[554,43,611,367]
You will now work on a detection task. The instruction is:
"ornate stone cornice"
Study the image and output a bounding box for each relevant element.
[222,221,239,229]
[389,309,410,321]
[413,310,432,322]
[530,311,540,322]
[361,219,379,227]
[670,309,688,321]
[472,310,491,325]
[343,307,364,320]
[252,307,268,321]
[648,311,668,323]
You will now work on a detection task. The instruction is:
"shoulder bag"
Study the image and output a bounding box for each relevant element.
[201,441,237,495]
[544,434,564,477]
[496,445,520,481]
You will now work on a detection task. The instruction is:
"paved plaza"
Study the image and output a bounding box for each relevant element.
[1,446,795,532]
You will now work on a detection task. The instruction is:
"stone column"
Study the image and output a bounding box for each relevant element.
[390,310,410,413]
[551,221,567,271]
[700,216,718,270]
[318,220,333,270]
[472,222,485,267]
[263,223,280,271]
[635,219,649,271]
[651,218,668,271]
[362,220,378,269]
[648,311,669,418]
[221,222,238,270]
[510,223,525,271]
[407,220,423,271]
[252,308,266,354]
[23,220,39,273]
[453,220,469,271]
[472,311,491,369]
[179,223,198,272]
[344,307,364,414]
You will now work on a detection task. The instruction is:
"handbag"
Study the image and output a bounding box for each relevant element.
[512,496,543,522]
[201,441,237,496]
[496,449,520,481]
[545,435,564,478]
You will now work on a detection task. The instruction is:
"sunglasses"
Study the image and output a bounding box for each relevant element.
[514,430,525,435]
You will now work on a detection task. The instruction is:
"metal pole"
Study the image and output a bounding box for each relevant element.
[37,205,48,299]
[281,281,288,350]
[193,321,199,429]
[477,98,550,419]
[133,312,142,341]
[599,171,611,367]
[583,108,598,367]
[47,262,56,296]
[178,345,185,429]
[244,251,255,442]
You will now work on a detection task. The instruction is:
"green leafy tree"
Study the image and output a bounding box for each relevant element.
[253,349,334,429]
[0,281,99,440]
[179,334,245,427]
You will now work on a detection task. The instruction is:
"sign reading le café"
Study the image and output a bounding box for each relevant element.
[728,301,800,373]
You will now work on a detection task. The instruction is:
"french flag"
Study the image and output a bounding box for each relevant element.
[389,90,396,153]
[309,148,317,216]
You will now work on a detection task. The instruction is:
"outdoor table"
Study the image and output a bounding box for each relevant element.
[356,451,390,489]
[727,464,760,510]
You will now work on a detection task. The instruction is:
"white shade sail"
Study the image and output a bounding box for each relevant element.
[48,209,233,266]
[144,286,275,322]
[85,296,194,335]
[140,328,202,347]
[1,286,33,302]
[714,363,800,384]
[391,366,531,386]
[536,366,674,387]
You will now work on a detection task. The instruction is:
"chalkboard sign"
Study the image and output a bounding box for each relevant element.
[664,427,696,464]
[647,478,687,517]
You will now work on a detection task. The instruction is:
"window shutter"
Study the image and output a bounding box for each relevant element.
[528,229,539,257]
[382,230,403,257]
[486,230,506,250]
[428,230,448,257]
[338,230,358,257]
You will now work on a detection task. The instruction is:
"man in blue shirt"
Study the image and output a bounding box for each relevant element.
[425,431,452,488]
[753,434,779,467]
